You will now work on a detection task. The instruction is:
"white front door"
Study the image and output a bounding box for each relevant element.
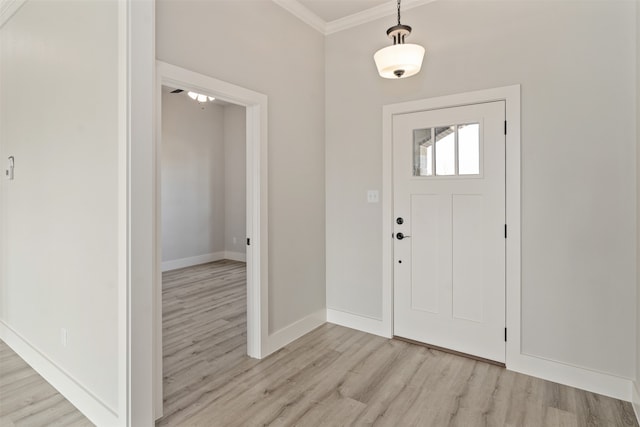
[393,101,506,363]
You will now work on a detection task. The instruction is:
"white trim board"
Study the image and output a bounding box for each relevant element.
[161,252,225,272]
[0,321,119,426]
[271,0,324,34]
[263,309,326,357]
[326,309,388,338]
[161,251,247,271]
[380,85,632,402]
[508,353,632,402]
[272,0,437,35]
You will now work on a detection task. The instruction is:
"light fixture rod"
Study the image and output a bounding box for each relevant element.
[397,0,401,26]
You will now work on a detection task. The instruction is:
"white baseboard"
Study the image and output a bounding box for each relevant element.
[508,352,632,402]
[223,251,246,262]
[162,251,247,271]
[326,308,391,338]
[263,309,326,357]
[632,381,640,424]
[327,309,632,402]
[162,252,223,271]
[0,321,119,426]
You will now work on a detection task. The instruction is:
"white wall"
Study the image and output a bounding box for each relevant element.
[157,0,326,333]
[0,0,121,417]
[326,0,636,380]
[224,104,247,257]
[161,91,225,264]
[161,92,247,269]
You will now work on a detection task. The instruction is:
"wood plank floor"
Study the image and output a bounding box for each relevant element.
[1,259,638,426]
[157,260,638,427]
[0,341,93,426]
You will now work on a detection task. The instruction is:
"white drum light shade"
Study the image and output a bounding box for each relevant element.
[374,43,425,79]
[374,0,425,79]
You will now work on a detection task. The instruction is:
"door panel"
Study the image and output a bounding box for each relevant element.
[410,194,440,314]
[452,194,484,322]
[393,101,506,363]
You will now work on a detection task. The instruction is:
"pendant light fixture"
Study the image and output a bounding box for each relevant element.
[374,0,425,79]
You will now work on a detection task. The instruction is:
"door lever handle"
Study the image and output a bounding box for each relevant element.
[396,232,410,240]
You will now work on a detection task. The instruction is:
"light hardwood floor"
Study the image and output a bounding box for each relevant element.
[1,260,638,426]
[0,341,93,426]
[157,260,638,427]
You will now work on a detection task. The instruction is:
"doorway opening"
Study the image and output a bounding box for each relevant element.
[154,61,269,419]
[160,86,247,271]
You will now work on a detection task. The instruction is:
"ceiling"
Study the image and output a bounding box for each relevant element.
[273,0,435,35]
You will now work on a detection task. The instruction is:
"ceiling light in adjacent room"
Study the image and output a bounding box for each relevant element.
[187,91,215,103]
[374,0,425,79]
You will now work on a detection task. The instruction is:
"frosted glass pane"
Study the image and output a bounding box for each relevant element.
[435,126,455,176]
[413,128,433,176]
[458,123,480,175]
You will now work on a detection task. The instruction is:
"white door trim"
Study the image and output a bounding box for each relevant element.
[154,61,269,418]
[382,85,521,361]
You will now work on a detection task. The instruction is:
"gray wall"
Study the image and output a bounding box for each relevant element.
[326,0,636,379]
[0,0,121,411]
[157,0,326,332]
[224,104,247,256]
[161,91,226,262]
[161,92,247,265]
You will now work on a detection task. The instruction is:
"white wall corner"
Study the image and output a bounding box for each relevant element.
[263,309,326,357]
[0,321,119,426]
[271,0,326,34]
[326,308,391,338]
[223,251,247,263]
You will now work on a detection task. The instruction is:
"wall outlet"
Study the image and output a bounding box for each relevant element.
[367,190,379,203]
[61,328,68,347]
[233,237,237,245]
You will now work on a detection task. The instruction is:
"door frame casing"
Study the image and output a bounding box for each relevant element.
[154,61,269,418]
[381,85,521,366]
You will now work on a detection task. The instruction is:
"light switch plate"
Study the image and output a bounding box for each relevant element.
[6,156,14,180]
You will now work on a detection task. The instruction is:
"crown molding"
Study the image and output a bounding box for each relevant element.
[2,0,436,35]
[325,0,437,35]
[272,0,326,34]
[273,0,437,36]
[0,0,26,28]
